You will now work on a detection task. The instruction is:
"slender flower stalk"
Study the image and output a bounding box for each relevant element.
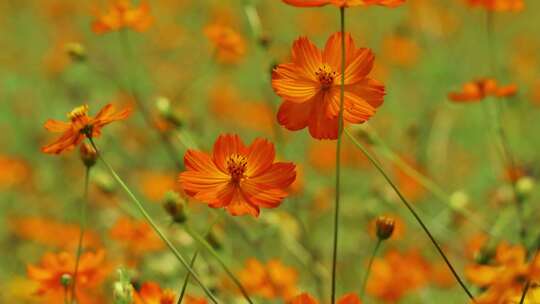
[70,166,91,304]
[331,7,346,304]
[519,281,530,304]
[184,224,254,304]
[118,29,182,169]
[344,129,476,302]
[87,138,218,303]
[360,239,380,298]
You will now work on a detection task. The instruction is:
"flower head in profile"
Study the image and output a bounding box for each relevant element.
[272,33,385,139]
[41,104,132,154]
[465,0,524,12]
[92,0,153,34]
[289,292,362,304]
[283,0,405,8]
[109,217,164,257]
[179,134,296,217]
[204,23,247,64]
[448,78,517,103]
[27,250,109,304]
[134,282,176,304]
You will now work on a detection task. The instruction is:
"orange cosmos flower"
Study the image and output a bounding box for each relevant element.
[134,282,176,304]
[283,0,405,8]
[179,134,296,217]
[272,33,385,139]
[204,23,247,64]
[41,104,132,154]
[448,78,518,103]
[237,258,299,300]
[109,217,165,257]
[466,0,524,12]
[92,0,153,34]
[27,250,109,304]
[289,292,362,304]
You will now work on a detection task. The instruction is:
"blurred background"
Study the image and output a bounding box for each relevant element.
[1,0,539,303]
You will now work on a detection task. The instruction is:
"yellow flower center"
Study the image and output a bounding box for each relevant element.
[68,105,89,122]
[315,64,336,89]
[226,154,248,183]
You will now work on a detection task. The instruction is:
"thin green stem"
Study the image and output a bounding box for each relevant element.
[70,166,90,304]
[64,285,69,304]
[118,30,181,169]
[344,129,476,302]
[87,138,218,303]
[331,7,346,304]
[184,225,254,304]
[360,239,381,298]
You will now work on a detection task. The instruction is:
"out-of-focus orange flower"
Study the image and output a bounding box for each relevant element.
[382,34,420,67]
[272,33,385,139]
[27,250,109,304]
[92,0,153,34]
[466,242,540,303]
[204,23,246,64]
[179,134,296,217]
[134,282,176,304]
[366,249,430,302]
[139,171,177,202]
[448,78,517,103]
[237,258,299,300]
[10,217,101,249]
[282,0,405,8]
[41,104,132,154]
[289,292,362,303]
[109,217,164,257]
[465,0,524,12]
[308,139,368,171]
[0,155,30,189]
[394,156,426,202]
[184,295,209,304]
[465,233,489,260]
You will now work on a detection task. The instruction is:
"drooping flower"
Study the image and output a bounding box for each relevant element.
[465,0,524,12]
[289,292,362,303]
[204,23,247,64]
[237,258,299,300]
[41,104,132,154]
[466,242,540,304]
[27,250,109,304]
[134,282,176,304]
[272,33,385,139]
[282,0,405,8]
[92,0,153,34]
[448,78,518,103]
[179,134,296,217]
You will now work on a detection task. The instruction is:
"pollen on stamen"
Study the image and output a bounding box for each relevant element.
[315,64,337,89]
[226,154,248,182]
[68,105,89,121]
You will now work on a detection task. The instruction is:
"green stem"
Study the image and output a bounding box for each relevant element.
[70,166,90,303]
[184,225,254,304]
[87,138,218,303]
[344,129,476,302]
[118,30,182,169]
[331,7,346,304]
[360,239,381,299]
[519,281,530,304]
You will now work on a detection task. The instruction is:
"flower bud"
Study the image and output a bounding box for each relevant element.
[65,42,86,62]
[155,97,182,128]
[163,191,186,224]
[375,216,395,240]
[80,143,98,168]
[516,176,535,199]
[60,273,72,287]
[113,269,134,304]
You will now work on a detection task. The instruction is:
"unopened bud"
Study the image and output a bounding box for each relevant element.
[163,191,186,224]
[65,42,86,62]
[155,97,182,128]
[60,273,73,287]
[113,269,134,304]
[80,143,98,168]
[517,177,535,199]
[375,216,395,240]
[450,191,469,211]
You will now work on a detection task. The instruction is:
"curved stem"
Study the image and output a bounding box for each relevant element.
[331,7,346,304]
[184,225,254,304]
[344,129,476,302]
[87,138,218,303]
[70,166,90,303]
[360,239,381,298]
